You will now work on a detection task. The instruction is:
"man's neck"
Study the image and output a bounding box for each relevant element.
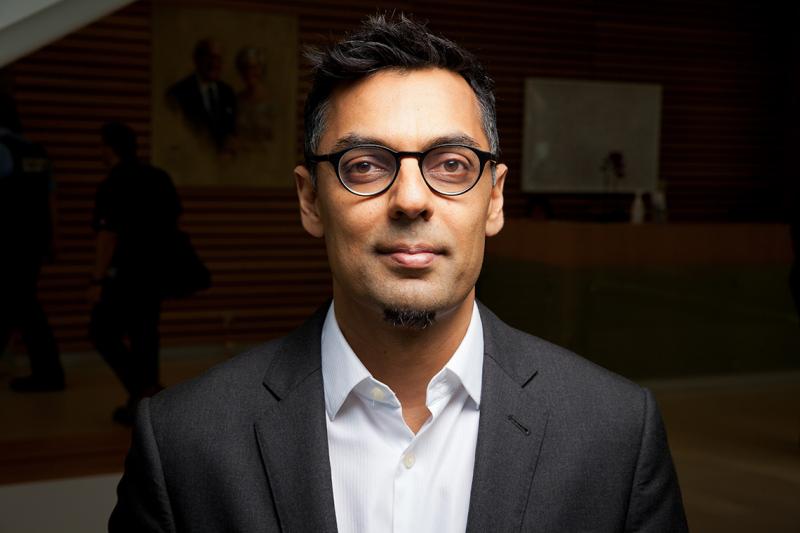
[332,289,476,432]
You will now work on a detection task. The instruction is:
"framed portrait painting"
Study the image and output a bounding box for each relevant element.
[151,5,298,187]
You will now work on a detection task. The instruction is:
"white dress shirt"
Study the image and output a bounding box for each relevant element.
[321,301,484,533]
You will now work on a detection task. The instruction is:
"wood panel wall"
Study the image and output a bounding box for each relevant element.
[5,0,793,352]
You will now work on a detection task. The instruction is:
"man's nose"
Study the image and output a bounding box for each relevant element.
[387,158,435,221]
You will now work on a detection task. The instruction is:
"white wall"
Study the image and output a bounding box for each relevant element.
[0,0,134,67]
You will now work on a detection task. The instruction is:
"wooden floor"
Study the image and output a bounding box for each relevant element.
[648,373,800,532]
[0,348,231,484]
[1,352,798,532]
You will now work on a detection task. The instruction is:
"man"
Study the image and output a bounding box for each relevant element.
[166,38,237,151]
[90,122,182,425]
[111,15,687,532]
[0,94,64,392]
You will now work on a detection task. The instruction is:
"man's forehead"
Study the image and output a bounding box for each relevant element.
[321,68,487,150]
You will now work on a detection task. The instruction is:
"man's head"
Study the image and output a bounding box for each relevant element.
[193,39,224,83]
[101,122,137,165]
[236,47,266,87]
[303,14,499,173]
[296,14,507,329]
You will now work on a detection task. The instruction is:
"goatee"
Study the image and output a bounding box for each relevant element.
[382,308,436,330]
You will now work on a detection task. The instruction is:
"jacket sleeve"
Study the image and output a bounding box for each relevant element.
[109,398,176,533]
[624,388,689,532]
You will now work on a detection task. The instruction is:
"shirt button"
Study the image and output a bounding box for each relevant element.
[403,453,416,469]
[370,387,385,402]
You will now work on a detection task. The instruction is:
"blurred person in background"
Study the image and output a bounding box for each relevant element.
[89,122,182,425]
[0,86,64,393]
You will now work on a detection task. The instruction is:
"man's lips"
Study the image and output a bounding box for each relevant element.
[376,244,444,269]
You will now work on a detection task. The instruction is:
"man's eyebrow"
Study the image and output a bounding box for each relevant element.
[329,133,485,153]
[330,134,385,152]
[422,134,483,151]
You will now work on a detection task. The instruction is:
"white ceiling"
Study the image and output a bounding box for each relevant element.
[0,0,134,67]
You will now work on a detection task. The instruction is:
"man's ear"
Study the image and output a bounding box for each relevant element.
[485,163,506,237]
[295,165,324,238]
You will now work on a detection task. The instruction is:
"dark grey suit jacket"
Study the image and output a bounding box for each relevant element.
[110,303,687,532]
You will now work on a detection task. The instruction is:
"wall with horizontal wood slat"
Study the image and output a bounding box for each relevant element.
[6,0,792,353]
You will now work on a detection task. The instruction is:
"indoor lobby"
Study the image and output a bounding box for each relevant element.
[1,1,798,531]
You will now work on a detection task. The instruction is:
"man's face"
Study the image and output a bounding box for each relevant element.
[195,42,223,82]
[296,68,506,321]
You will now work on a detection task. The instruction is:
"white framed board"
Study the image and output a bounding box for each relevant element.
[521,78,662,193]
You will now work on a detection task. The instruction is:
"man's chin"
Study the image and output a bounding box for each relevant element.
[357,277,474,326]
[370,284,447,316]
[371,287,463,330]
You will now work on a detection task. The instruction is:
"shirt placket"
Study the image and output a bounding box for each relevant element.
[393,429,421,532]
[361,380,424,533]
[391,375,456,532]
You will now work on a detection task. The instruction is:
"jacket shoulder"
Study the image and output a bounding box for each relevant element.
[146,339,282,429]
[166,74,195,97]
[146,302,328,429]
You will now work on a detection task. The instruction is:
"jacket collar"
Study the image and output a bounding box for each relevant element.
[465,302,550,532]
[255,302,338,533]
[260,302,329,400]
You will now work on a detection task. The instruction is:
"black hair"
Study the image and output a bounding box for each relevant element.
[303,13,498,169]
[101,121,137,161]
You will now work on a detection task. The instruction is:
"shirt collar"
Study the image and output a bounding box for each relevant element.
[441,301,483,408]
[321,303,371,419]
[320,300,484,420]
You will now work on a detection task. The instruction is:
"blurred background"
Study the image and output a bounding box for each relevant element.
[0,1,797,531]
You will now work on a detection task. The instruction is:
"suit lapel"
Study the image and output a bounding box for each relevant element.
[254,305,338,533]
[466,304,550,532]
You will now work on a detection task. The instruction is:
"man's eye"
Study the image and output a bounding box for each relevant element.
[352,161,376,173]
[427,155,471,174]
[344,159,383,173]
[341,157,391,184]
[443,159,465,172]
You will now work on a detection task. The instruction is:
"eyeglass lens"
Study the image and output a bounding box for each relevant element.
[338,146,482,195]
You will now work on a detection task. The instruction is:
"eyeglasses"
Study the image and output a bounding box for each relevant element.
[307,144,497,197]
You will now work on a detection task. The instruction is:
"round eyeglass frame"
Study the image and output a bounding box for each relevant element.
[306,143,497,197]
